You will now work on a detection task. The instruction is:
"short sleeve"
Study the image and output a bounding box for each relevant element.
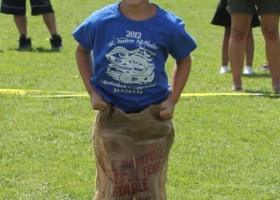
[169,22,197,60]
[72,16,96,50]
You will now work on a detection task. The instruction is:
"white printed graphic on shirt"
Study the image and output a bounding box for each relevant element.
[105,46,155,85]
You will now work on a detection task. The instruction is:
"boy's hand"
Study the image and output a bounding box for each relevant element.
[159,99,175,120]
[90,92,108,111]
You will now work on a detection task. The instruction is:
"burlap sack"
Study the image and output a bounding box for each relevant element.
[92,104,175,200]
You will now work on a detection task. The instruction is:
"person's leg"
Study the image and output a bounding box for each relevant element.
[243,28,254,75]
[260,14,280,90]
[14,15,28,36]
[1,0,30,48]
[229,13,252,90]
[220,27,231,74]
[222,27,231,66]
[42,13,63,49]
[30,0,63,49]
[30,0,57,34]
[14,14,32,49]
[42,12,57,35]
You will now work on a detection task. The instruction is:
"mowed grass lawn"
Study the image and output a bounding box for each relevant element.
[1,0,280,199]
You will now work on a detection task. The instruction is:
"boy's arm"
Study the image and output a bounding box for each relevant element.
[75,44,108,110]
[159,55,192,120]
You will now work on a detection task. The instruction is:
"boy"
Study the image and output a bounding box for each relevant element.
[73,0,197,199]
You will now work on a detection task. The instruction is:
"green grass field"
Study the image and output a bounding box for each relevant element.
[1,0,280,199]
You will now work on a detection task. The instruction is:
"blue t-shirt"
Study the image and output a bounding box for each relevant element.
[73,3,197,113]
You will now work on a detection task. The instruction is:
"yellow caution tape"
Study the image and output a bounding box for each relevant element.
[0,88,278,98]
[180,92,263,97]
[0,89,87,97]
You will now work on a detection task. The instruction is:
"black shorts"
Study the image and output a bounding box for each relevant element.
[228,0,280,14]
[1,0,54,16]
[211,2,260,28]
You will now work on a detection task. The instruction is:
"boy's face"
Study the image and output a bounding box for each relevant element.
[121,0,149,6]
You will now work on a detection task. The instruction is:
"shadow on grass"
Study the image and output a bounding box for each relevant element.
[243,73,271,79]
[244,89,280,99]
[6,47,63,53]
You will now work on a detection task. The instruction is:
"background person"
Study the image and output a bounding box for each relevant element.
[228,0,280,92]
[0,0,63,50]
[211,0,260,75]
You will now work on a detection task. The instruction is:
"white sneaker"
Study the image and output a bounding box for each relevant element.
[243,66,253,75]
[219,66,229,74]
[260,64,269,71]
